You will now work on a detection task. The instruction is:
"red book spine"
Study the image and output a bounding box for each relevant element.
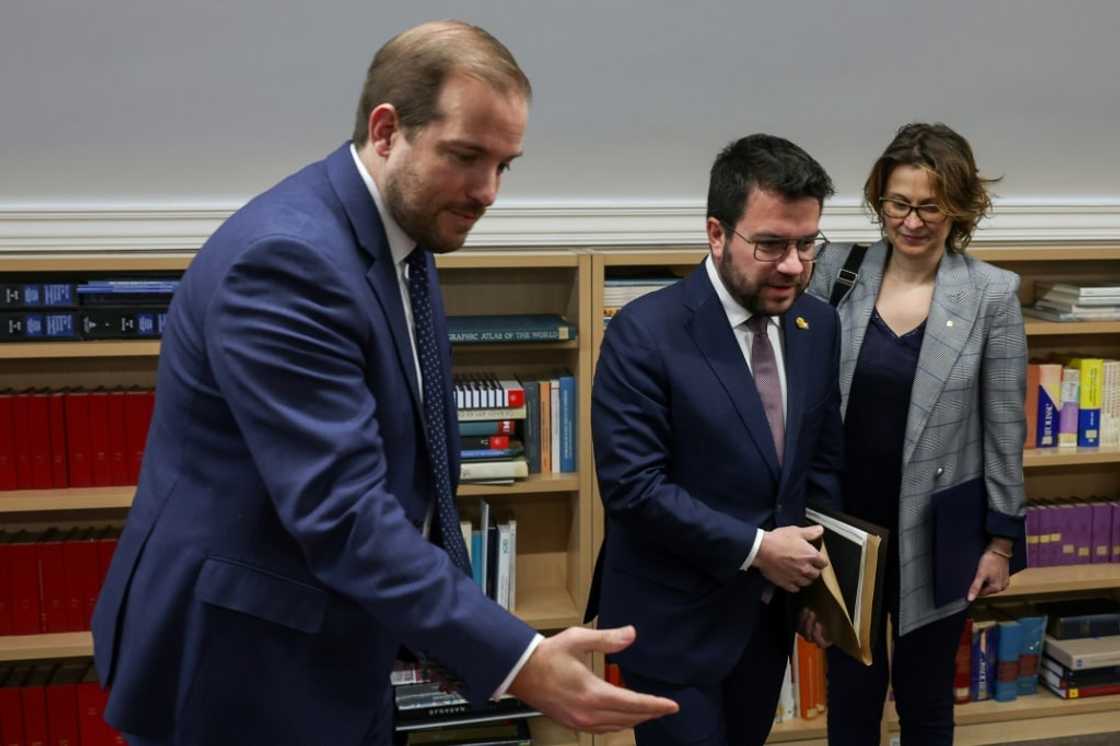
[62,535,99,632]
[63,393,93,489]
[95,532,119,593]
[88,393,111,487]
[123,391,145,485]
[45,673,79,746]
[78,663,113,746]
[12,393,34,489]
[106,392,128,486]
[0,394,16,491]
[28,394,53,490]
[9,536,42,635]
[20,669,49,746]
[38,532,69,634]
[0,672,25,746]
[47,393,68,489]
[954,617,973,703]
[0,539,12,636]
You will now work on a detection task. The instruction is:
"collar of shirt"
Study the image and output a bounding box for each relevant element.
[350,143,415,269]
[703,254,778,333]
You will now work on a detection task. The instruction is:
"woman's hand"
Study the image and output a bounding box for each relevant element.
[967,538,1013,602]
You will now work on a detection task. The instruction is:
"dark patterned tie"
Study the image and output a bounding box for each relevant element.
[405,248,472,576]
[746,315,784,465]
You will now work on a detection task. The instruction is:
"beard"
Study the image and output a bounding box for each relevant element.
[717,243,805,316]
[382,160,485,254]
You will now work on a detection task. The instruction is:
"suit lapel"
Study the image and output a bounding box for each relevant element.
[325,143,423,414]
[777,301,812,488]
[685,266,781,481]
[835,241,889,418]
[903,250,979,465]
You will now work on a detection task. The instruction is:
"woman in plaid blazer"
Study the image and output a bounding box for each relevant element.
[807,122,1028,746]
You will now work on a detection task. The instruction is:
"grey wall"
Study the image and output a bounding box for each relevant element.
[2,1,1117,207]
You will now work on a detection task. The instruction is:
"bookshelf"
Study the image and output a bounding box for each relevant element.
[587,245,1120,746]
[0,249,595,746]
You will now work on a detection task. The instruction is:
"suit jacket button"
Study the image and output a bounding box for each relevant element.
[934,466,944,478]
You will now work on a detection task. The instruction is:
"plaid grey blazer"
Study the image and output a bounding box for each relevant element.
[808,240,1027,635]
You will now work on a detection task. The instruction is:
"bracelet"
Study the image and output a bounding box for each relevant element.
[987,546,1013,560]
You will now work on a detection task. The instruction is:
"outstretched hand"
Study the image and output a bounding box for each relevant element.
[508,625,679,734]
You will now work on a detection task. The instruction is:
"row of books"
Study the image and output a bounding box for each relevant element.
[461,500,517,611]
[0,279,179,309]
[971,598,1120,701]
[1026,359,1120,449]
[601,274,679,326]
[775,636,827,723]
[1,277,179,342]
[1022,281,1120,323]
[455,372,576,482]
[1024,498,1120,567]
[0,527,120,636]
[0,388,155,492]
[0,660,123,746]
[955,611,1048,704]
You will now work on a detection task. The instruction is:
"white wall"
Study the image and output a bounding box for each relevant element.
[2,1,1118,246]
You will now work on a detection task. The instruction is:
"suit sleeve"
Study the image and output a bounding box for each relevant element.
[592,307,759,583]
[980,275,1028,538]
[805,308,845,512]
[203,238,534,704]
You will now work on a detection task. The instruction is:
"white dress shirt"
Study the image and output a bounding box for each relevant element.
[349,145,541,698]
[703,255,788,572]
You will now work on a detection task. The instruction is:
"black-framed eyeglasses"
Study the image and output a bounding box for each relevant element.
[727,226,829,263]
[879,197,945,223]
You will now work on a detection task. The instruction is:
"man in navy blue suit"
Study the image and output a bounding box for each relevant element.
[586,134,844,745]
[91,20,676,746]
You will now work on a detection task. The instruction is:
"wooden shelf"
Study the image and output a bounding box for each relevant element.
[1023,445,1120,467]
[458,473,579,497]
[887,692,1120,745]
[0,631,93,661]
[0,340,161,359]
[997,564,1120,598]
[527,716,579,746]
[971,244,1120,262]
[597,716,826,746]
[0,485,134,513]
[514,585,580,630]
[0,253,194,272]
[437,250,581,270]
[1024,319,1120,336]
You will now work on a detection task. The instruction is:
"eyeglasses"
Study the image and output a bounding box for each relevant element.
[879,198,946,223]
[727,227,829,263]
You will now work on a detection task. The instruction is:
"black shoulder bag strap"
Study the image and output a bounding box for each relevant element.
[828,243,870,307]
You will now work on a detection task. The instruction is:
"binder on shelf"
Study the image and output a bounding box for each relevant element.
[800,505,888,666]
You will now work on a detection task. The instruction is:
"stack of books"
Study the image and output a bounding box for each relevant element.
[1023,281,1120,322]
[390,659,536,743]
[602,273,680,327]
[1024,499,1120,567]
[455,372,576,483]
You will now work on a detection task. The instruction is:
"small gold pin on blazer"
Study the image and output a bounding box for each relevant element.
[795,316,809,330]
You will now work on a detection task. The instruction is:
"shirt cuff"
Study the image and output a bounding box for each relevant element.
[492,633,545,700]
[739,528,766,571]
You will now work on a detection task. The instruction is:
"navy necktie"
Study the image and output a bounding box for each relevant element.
[405,248,472,576]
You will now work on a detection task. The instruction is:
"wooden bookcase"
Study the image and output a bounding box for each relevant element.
[588,245,1120,746]
[0,250,593,746]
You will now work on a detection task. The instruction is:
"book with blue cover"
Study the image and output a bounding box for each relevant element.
[447,314,576,344]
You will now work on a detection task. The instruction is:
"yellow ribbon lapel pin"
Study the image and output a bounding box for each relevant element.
[795,316,809,330]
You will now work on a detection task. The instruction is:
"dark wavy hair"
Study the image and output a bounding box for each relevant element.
[864,122,1000,253]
